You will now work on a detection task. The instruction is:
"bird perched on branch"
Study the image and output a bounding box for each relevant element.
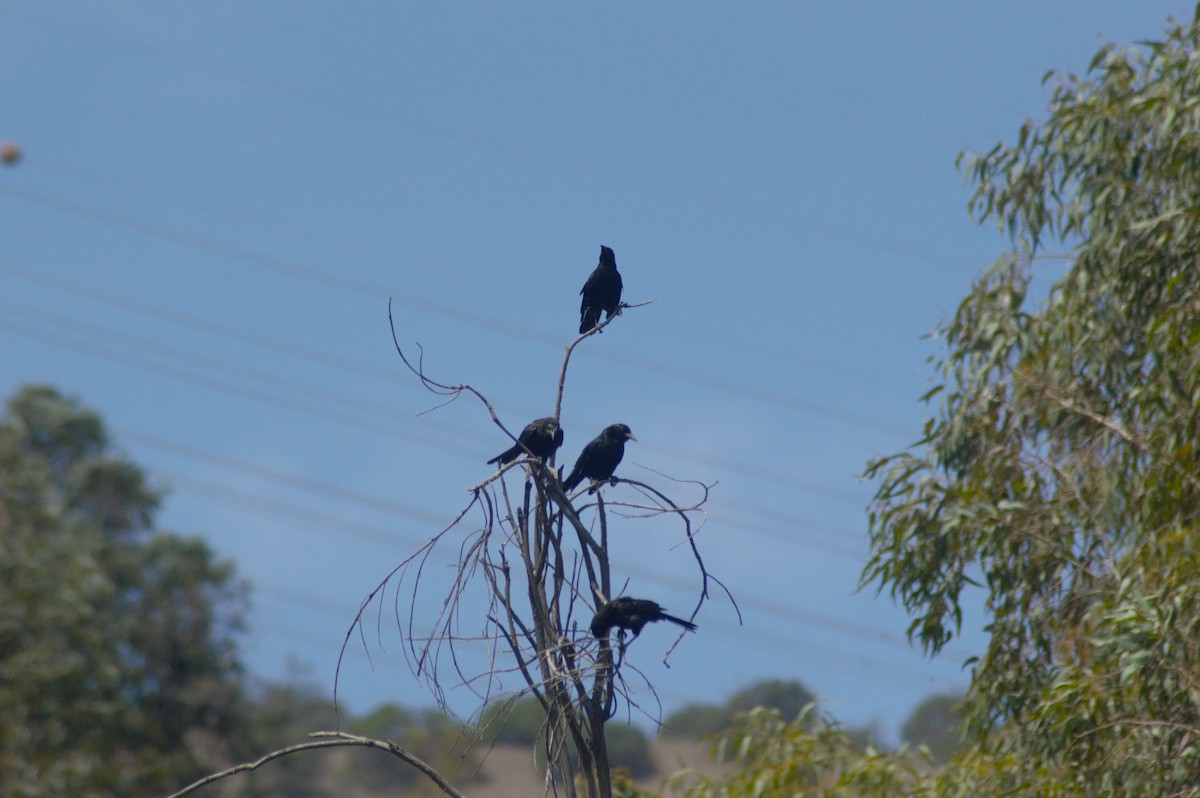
[590,597,697,641]
[579,245,623,334]
[562,423,636,491]
[487,417,564,465]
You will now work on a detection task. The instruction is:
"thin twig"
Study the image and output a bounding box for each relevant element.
[554,299,655,419]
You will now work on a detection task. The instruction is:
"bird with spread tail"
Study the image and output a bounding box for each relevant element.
[590,597,697,641]
[562,423,636,491]
[579,245,623,334]
[487,417,564,466]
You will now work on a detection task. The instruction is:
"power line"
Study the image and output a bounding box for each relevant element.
[0,259,880,542]
[12,395,960,697]
[0,261,400,383]
[0,302,884,565]
[250,577,959,698]
[161,471,447,551]
[128,432,936,658]
[0,312,878,573]
[0,297,415,425]
[260,564,962,711]
[0,6,966,278]
[146,430,898,649]
[0,185,913,437]
[126,432,450,528]
[0,313,478,456]
[0,276,879,507]
[20,147,920,402]
[0,2,979,722]
[0,183,559,339]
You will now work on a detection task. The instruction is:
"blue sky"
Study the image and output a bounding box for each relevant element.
[1,3,1188,743]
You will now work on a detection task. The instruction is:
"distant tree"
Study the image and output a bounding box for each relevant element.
[478,695,551,745]
[480,695,655,778]
[615,6,1200,798]
[726,679,815,723]
[863,7,1200,795]
[842,724,883,753]
[662,678,815,739]
[649,708,926,798]
[352,701,418,741]
[348,702,480,793]
[899,693,962,763]
[620,9,1200,798]
[605,723,655,779]
[660,703,731,740]
[0,384,249,797]
[238,665,337,798]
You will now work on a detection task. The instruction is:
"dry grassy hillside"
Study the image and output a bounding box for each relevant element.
[468,738,728,798]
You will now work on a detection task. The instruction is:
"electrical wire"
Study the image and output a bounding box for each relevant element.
[0,184,913,437]
[0,277,880,509]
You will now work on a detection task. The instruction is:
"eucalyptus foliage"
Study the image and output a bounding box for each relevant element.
[864,8,1200,795]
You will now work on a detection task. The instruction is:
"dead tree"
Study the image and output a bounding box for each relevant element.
[337,300,736,798]
[168,298,736,798]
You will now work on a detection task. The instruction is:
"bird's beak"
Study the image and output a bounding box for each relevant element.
[627,432,638,441]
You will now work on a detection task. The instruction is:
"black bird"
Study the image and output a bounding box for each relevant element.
[487,417,564,466]
[579,245,623,334]
[562,423,636,491]
[590,597,697,641]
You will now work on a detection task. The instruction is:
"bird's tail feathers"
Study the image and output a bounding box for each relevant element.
[487,446,517,466]
[660,613,697,631]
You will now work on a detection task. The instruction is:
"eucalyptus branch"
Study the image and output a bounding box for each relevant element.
[1014,366,1140,447]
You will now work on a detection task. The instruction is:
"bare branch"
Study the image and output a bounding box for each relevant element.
[333,490,481,717]
[166,732,464,798]
[554,299,655,419]
[389,296,520,444]
[370,294,726,798]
